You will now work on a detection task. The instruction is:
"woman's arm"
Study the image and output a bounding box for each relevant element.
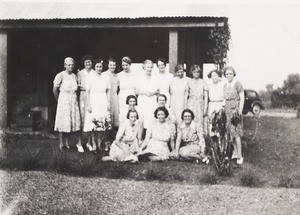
[174,132,182,156]
[86,89,92,113]
[53,86,59,102]
[203,90,208,117]
[106,88,111,111]
[239,91,245,114]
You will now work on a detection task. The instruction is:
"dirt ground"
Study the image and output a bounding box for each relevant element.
[0,170,299,215]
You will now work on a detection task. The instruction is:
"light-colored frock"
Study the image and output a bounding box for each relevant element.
[103,70,119,127]
[187,78,208,130]
[224,79,244,138]
[77,69,95,127]
[53,71,81,132]
[154,71,173,108]
[208,80,225,136]
[141,120,176,160]
[135,72,158,129]
[83,72,111,132]
[117,71,136,123]
[178,121,205,157]
[170,76,189,124]
[109,119,141,161]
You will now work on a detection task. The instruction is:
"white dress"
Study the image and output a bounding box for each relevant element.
[135,72,159,129]
[117,71,136,123]
[83,72,111,132]
[153,71,173,108]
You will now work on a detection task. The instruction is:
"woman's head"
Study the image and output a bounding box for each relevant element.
[126,95,138,108]
[94,58,103,74]
[181,109,195,124]
[154,107,169,122]
[223,66,236,82]
[208,69,222,83]
[126,109,139,122]
[64,57,75,72]
[157,58,166,72]
[82,55,93,70]
[122,56,132,72]
[190,64,201,79]
[157,94,167,107]
[143,59,154,76]
[108,58,117,73]
[175,64,184,78]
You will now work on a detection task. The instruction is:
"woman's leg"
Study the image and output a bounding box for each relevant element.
[76,131,84,152]
[235,136,243,164]
[59,132,64,149]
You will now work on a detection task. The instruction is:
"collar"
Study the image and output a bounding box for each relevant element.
[227,78,237,87]
[180,121,196,129]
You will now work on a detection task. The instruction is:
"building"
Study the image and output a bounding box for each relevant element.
[0,2,229,129]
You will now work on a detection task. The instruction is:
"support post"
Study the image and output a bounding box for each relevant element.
[0,31,7,129]
[168,29,178,75]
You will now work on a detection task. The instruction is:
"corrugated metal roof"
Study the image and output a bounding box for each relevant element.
[0,2,229,20]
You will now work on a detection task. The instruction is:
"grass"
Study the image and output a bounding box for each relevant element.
[1,115,300,187]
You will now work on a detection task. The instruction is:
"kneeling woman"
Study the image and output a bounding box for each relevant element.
[102,109,141,163]
[173,109,207,162]
[138,107,176,161]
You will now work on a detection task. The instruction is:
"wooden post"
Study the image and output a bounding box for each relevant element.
[0,31,7,129]
[169,29,178,75]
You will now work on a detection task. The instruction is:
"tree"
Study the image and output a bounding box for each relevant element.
[282,73,300,107]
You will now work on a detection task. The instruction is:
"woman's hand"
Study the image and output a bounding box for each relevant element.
[87,105,92,113]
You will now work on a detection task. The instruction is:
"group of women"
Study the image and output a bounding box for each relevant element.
[53,55,244,165]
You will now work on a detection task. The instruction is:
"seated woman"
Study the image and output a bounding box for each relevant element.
[137,107,176,161]
[171,109,208,163]
[102,109,141,163]
[156,94,176,125]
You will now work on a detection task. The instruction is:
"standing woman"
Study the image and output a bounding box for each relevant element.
[77,55,94,152]
[103,58,119,129]
[117,57,135,123]
[135,59,159,134]
[155,58,173,108]
[187,64,208,133]
[170,64,189,125]
[207,69,225,136]
[84,59,111,152]
[53,57,81,150]
[223,66,245,165]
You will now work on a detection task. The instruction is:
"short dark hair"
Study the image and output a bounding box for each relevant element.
[190,64,202,78]
[82,55,93,64]
[157,94,167,103]
[154,107,169,119]
[181,109,195,120]
[207,69,222,79]
[126,109,139,120]
[122,56,132,65]
[175,64,184,73]
[223,66,236,77]
[157,58,167,66]
[107,57,117,64]
[94,58,104,66]
[126,95,138,105]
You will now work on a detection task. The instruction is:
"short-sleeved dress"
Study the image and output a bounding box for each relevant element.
[117,71,136,123]
[187,78,208,130]
[77,69,95,127]
[103,70,119,127]
[140,120,176,160]
[170,76,189,124]
[135,72,159,129]
[224,79,244,138]
[83,72,111,132]
[208,80,225,136]
[109,119,141,161]
[53,71,81,132]
[178,121,205,156]
[154,71,173,108]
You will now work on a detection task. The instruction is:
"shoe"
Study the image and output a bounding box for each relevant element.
[237,157,243,165]
[92,145,97,152]
[76,144,84,153]
[86,143,93,151]
[66,145,70,150]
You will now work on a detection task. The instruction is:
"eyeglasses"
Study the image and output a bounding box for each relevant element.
[183,115,192,118]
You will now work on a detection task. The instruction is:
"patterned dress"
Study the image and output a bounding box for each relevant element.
[140,120,176,160]
[117,71,136,123]
[103,70,119,127]
[224,79,244,138]
[77,68,95,127]
[53,71,81,132]
[109,120,141,161]
[83,72,111,132]
[187,78,208,132]
[178,121,205,157]
[170,76,189,124]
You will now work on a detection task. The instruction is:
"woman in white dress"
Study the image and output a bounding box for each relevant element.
[170,64,189,125]
[135,60,159,136]
[117,56,135,123]
[84,59,111,152]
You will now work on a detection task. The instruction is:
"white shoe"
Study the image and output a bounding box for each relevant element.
[76,144,84,153]
[237,157,244,165]
[86,143,93,151]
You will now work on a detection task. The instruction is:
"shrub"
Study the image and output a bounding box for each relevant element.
[278,174,300,188]
[199,170,219,185]
[21,148,41,170]
[240,168,261,187]
[106,162,131,179]
[50,149,71,174]
[69,155,97,177]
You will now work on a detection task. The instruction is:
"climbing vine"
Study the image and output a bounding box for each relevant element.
[207,18,231,69]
